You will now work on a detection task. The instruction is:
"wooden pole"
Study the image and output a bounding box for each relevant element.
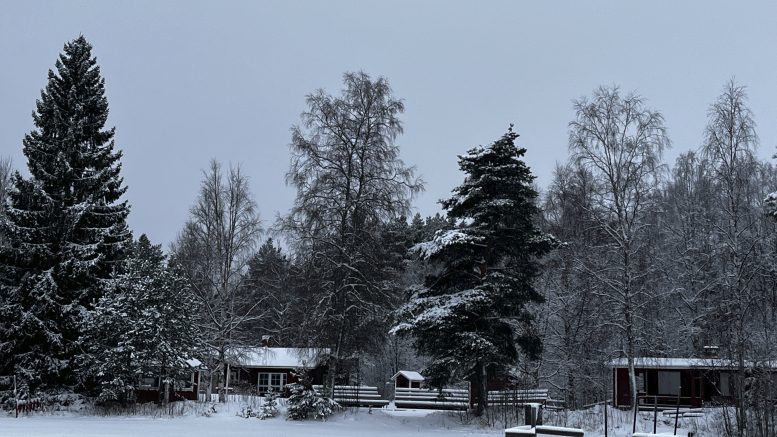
[604,399,608,437]
[673,387,681,435]
[653,395,658,434]
[225,363,231,402]
[14,375,17,419]
[197,369,203,402]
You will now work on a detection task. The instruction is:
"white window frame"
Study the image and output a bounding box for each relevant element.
[180,373,196,392]
[258,372,287,394]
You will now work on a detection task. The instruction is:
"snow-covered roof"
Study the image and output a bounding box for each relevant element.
[185,358,202,368]
[392,370,425,381]
[227,347,329,369]
[608,357,777,370]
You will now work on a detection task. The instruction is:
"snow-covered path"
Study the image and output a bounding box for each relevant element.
[0,409,503,437]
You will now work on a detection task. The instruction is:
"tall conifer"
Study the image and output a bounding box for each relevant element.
[392,127,556,416]
[0,36,130,392]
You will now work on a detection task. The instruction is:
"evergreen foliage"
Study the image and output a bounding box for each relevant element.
[285,373,339,421]
[258,387,279,419]
[243,239,295,343]
[0,36,130,392]
[392,127,556,416]
[285,383,315,420]
[85,235,198,404]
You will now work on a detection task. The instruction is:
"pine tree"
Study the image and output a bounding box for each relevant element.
[285,372,339,420]
[392,127,557,416]
[243,239,294,342]
[87,235,197,404]
[0,36,131,392]
[258,387,279,419]
[285,382,314,420]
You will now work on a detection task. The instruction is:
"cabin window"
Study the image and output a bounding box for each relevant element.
[258,372,287,394]
[139,376,160,388]
[635,374,645,393]
[657,371,681,395]
[180,373,195,391]
[719,372,731,396]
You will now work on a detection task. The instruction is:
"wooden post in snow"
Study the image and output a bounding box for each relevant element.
[673,387,681,435]
[197,370,202,402]
[225,363,231,402]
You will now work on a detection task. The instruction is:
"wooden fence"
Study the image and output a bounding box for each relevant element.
[312,385,389,408]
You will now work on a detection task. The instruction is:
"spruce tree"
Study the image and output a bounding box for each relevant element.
[0,36,131,392]
[392,127,557,416]
[86,235,197,404]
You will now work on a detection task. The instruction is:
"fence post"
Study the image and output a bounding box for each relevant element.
[673,387,681,435]
[14,375,18,419]
[604,399,608,437]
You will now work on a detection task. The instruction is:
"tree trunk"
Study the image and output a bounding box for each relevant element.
[475,360,488,417]
[217,347,226,402]
[206,368,213,402]
[328,319,345,394]
[163,379,171,405]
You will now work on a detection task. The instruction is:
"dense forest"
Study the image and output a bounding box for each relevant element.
[1,36,777,434]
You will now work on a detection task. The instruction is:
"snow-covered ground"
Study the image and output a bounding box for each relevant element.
[0,405,501,437]
[0,402,716,437]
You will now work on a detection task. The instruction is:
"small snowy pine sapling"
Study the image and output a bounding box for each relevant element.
[285,383,311,420]
[314,396,340,420]
[259,388,279,419]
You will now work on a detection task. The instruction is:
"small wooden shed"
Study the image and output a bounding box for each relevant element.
[392,370,425,389]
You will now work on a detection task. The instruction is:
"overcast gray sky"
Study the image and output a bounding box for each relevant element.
[2,0,777,246]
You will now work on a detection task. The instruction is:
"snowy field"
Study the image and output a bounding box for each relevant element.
[0,406,503,437]
[0,404,713,437]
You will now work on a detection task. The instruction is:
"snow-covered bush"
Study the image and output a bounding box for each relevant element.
[238,405,255,418]
[285,382,340,420]
[286,383,314,420]
[313,396,339,420]
[259,388,279,419]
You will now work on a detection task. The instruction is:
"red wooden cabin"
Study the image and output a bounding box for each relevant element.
[135,358,202,403]
[223,346,329,396]
[609,357,777,408]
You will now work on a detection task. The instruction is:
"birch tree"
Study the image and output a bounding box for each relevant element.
[282,72,422,386]
[702,80,761,436]
[537,163,611,408]
[0,157,11,210]
[172,160,262,402]
[660,152,719,351]
[0,157,11,244]
[568,86,668,412]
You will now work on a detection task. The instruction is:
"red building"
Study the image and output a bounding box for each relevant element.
[135,358,203,403]
[224,346,329,395]
[609,357,776,408]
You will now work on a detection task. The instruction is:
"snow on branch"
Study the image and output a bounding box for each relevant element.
[412,229,482,260]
